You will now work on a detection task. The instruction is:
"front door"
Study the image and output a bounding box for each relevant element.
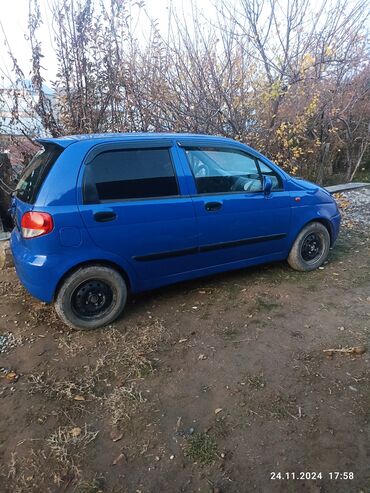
[179,145,291,267]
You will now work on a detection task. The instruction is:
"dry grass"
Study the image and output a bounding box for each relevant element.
[6,318,168,491]
[47,425,99,477]
[106,384,146,425]
[3,426,98,493]
[29,317,167,402]
[28,368,101,401]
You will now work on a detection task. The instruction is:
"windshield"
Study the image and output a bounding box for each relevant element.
[15,145,63,204]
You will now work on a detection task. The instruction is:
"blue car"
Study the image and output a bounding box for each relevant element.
[10,133,341,330]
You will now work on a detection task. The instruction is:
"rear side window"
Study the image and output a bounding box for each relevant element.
[83,148,179,203]
[15,145,63,204]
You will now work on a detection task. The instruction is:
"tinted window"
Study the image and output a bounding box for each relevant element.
[185,147,262,194]
[83,148,178,203]
[257,160,283,191]
[15,145,63,204]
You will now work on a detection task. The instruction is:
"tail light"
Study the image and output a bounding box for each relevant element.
[21,212,54,239]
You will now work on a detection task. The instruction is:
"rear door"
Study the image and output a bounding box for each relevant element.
[78,140,198,282]
[178,144,291,267]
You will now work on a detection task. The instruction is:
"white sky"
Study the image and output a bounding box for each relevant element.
[2,0,368,88]
[0,0,214,86]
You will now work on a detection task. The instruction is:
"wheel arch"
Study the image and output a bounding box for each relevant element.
[304,217,334,246]
[291,217,333,249]
[53,259,132,301]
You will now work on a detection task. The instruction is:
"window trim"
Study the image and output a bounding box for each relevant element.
[255,158,284,192]
[84,140,173,165]
[184,146,265,196]
[82,145,181,204]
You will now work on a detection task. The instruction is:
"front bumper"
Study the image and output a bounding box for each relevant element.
[330,212,341,246]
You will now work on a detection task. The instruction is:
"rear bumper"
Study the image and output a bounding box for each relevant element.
[10,229,58,303]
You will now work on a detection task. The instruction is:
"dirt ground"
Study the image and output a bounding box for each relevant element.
[1,199,370,492]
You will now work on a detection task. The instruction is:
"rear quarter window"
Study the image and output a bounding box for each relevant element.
[15,145,63,204]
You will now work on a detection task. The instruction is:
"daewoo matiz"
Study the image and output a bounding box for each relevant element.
[10,133,341,329]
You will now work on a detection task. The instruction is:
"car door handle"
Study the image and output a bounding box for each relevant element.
[93,211,117,222]
[205,201,222,212]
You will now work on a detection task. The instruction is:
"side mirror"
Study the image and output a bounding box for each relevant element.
[263,175,273,195]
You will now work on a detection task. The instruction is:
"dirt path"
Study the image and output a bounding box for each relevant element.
[1,203,369,492]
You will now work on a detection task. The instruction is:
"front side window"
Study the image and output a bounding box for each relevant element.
[185,147,263,194]
[257,160,283,191]
[83,148,179,203]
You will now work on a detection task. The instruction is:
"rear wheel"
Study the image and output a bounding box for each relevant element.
[55,265,127,330]
[288,222,330,272]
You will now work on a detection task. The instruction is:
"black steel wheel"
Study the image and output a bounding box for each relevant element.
[301,233,323,262]
[288,222,330,272]
[55,265,127,330]
[71,279,114,319]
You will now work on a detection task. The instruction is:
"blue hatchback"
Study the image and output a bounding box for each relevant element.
[10,133,341,329]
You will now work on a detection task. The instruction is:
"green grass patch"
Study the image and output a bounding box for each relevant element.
[255,296,280,311]
[185,432,218,465]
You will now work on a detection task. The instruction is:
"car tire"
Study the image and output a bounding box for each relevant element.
[55,265,127,330]
[288,222,331,272]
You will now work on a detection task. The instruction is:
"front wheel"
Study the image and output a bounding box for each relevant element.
[55,265,127,330]
[288,222,330,272]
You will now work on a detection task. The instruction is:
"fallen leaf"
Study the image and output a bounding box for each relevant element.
[112,452,126,465]
[354,346,366,355]
[70,427,81,438]
[110,431,123,442]
[175,416,182,431]
[5,371,18,383]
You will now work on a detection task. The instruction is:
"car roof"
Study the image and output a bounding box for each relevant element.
[36,132,237,149]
